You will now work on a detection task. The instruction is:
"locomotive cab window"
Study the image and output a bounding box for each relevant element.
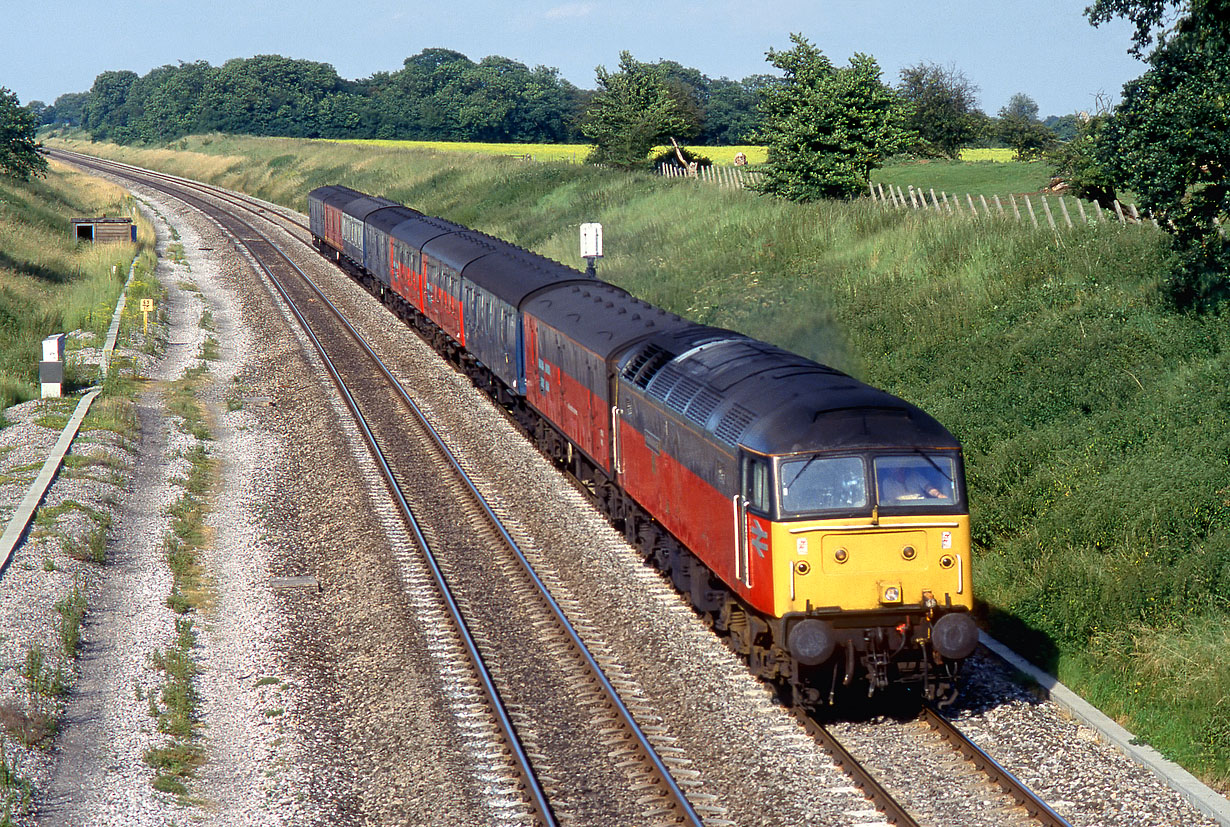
[741,455,771,515]
[779,455,867,516]
[874,454,957,506]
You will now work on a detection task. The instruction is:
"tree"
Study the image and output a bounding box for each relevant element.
[46,92,88,127]
[755,34,912,201]
[897,62,984,157]
[0,88,47,180]
[1047,112,1118,206]
[1044,113,1081,141]
[1089,0,1230,307]
[580,51,692,169]
[997,93,1055,159]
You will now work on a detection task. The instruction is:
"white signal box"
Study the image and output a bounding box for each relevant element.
[580,223,603,260]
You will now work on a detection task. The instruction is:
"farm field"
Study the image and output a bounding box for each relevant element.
[45,133,1230,792]
[330,138,770,166]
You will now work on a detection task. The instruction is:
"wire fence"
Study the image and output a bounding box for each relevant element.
[868,182,1156,231]
[658,163,764,189]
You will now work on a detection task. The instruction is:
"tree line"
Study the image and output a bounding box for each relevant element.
[30,51,768,147]
[31,48,1075,156]
[11,1,1227,306]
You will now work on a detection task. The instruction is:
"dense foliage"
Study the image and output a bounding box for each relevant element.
[0,87,47,180]
[1089,0,1230,308]
[897,62,985,158]
[997,93,1056,159]
[1046,113,1118,206]
[40,50,766,147]
[755,34,912,201]
[581,52,694,169]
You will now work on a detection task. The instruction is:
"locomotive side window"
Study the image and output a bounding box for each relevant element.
[874,455,957,506]
[741,455,771,515]
[779,455,867,515]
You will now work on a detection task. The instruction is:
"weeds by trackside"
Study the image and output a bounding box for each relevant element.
[145,367,216,801]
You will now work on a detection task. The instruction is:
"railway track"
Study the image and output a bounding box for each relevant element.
[55,150,705,825]
[56,149,1077,827]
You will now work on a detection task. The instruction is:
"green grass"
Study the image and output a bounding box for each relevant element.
[873,158,1054,196]
[0,164,153,408]
[44,133,1230,791]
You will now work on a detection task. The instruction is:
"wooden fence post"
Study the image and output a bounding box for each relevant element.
[1076,199,1088,224]
[1129,202,1140,223]
[1113,200,1126,224]
[966,193,978,216]
[1010,194,1021,222]
[1058,196,1073,229]
[1040,196,1057,231]
[870,182,878,201]
[1024,195,1039,228]
[1093,200,1105,222]
[994,194,1005,215]
[929,188,941,211]
[979,194,991,217]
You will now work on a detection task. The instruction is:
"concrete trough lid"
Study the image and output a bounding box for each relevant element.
[270,575,320,592]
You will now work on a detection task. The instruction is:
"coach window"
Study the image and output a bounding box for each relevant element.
[741,454,771,515]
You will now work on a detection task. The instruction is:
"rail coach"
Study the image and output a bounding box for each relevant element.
[307,185,980,705]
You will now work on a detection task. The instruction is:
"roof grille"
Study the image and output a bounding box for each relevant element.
[648,364,684,400]
[624,345,674,388]
[715,404,756,445]
[685,388,722,425]
[664,374,702,414]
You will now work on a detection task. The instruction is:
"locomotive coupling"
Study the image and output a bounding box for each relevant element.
[787,618,837,665]
[931,612,979,660]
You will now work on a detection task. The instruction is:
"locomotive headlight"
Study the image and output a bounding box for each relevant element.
[880,584,902,604]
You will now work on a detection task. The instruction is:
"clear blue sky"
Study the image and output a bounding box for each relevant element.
[7,0,1144,119]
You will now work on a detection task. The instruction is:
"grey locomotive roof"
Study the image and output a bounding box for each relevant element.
[524,282,697,359]
[620,328,959,454]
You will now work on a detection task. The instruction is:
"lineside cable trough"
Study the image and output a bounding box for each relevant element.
[0,257,139,577]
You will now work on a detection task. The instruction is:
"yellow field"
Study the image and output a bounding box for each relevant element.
[333,139,1005,165]
[957,147,1016,162]
[331,139,768,166]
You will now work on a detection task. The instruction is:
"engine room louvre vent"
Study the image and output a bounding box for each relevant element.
[714,404,756,445]
[648,364,684,400]
[625,345,674,388]
[665,374,703,415]
[685,388,722,425]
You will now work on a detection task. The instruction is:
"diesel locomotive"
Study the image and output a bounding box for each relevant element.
[307,184,980,705]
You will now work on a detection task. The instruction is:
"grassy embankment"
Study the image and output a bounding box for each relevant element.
[46,133,1230,790]
[0,161,157,412]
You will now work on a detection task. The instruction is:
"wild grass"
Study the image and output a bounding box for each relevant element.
[145,617,205,797]
[873,158,1054,196]
[45,133,1230,787]
[0,161,152,408]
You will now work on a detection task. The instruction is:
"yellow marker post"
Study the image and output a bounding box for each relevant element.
[140,298,154,334]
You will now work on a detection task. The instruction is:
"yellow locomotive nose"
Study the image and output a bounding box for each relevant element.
[775,516,972,616]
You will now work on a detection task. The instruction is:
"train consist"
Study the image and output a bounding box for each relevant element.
[308,185,980,705]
